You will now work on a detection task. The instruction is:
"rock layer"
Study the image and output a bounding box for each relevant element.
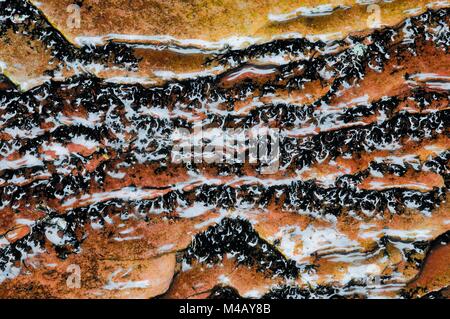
[0,1,449,299]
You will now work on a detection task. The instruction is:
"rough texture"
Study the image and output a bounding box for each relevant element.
[0,0,449,299]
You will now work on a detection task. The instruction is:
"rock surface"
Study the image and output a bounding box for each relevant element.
[0,0,449,299]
